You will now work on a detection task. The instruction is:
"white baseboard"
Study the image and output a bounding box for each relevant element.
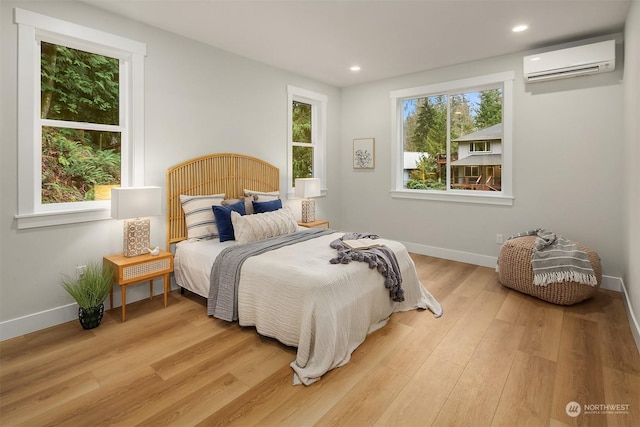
[402,241,497,268]
[0,303,79,341]
[620,278,640,353]
[0,280,173,342]
[601,275,623,292]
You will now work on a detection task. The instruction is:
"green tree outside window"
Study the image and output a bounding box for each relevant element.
[40,42,121,203]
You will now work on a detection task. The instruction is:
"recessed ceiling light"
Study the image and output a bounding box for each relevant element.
[512,24,528,33]
[350,65,361,72]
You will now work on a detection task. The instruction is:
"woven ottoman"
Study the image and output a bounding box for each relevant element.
[498,236,602,305]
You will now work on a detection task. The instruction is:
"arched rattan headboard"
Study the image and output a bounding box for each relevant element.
[166,153,280,250]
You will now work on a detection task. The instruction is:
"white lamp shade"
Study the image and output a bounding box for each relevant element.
[294,178,321,198]
[111,186,162,220]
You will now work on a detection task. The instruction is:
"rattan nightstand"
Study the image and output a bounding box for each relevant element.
[103,251,174,322]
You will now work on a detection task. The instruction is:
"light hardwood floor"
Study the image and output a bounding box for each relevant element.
[1,254,639,426]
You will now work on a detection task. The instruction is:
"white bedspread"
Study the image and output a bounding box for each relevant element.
[236,232,442,385]
[174,231,442,385]
[174,239,235,297]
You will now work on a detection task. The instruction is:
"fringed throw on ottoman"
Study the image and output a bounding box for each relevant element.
[498,229,602,305]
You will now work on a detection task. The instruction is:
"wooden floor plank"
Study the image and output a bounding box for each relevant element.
[429,289,507,367]
[314,364,410,427]
[517,300,564,362]
[373,355,464,427]
[0,371,100,426]
[194,365,297,427]
[602,366,640,427]
[22,366,162,426]
[491,351,557,426]
[135,373,249,426]
[381,291,468,377]
[432,318,525,426]
[550,315,606,426]
[150,325,254,380]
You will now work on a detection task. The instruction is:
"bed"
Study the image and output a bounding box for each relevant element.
[166,153,442,385]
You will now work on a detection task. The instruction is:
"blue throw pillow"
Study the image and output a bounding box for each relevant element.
[212,200,246,242]
[252,198,282,213]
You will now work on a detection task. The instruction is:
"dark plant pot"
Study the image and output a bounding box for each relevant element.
[78,304,104,330]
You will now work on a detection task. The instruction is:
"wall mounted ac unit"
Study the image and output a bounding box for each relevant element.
[523,40,615,83]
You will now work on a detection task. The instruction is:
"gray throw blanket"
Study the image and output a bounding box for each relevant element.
[329,232,405,302]
[208,228,335,321]
[508,229,597,286]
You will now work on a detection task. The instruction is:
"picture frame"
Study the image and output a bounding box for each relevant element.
[353,138,375,169]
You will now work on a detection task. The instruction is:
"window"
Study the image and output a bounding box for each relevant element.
[391,72,514,205]
[40,42,121,204]
[470,141,491,152]
[287,85,327,194]
[464,166,480,177]
[15,9,146,228]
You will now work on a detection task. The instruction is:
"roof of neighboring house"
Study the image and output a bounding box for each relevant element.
[404,152,428,169]
[453,123,502,142]
[451,153,502,166]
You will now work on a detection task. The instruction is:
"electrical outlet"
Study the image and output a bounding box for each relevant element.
[496,234,503,244]
[76,265,87,277]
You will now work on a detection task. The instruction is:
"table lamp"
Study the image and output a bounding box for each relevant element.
[294,178,321,223]
[111,186,162,257]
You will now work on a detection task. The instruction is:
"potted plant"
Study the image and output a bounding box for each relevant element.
[62,261,114,330]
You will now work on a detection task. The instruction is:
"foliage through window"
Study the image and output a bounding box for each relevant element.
[41,42,121,204]
[291,100,313,187]
[287,85,327,193]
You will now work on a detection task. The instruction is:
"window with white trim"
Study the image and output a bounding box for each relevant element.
[14,9,146,229]
[287,85,327,194]
[390,72,514,205]
[470,141,491,152]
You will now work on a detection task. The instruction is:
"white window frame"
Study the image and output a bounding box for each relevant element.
[286,85,327,196]
[470,141,491,152]
[390,71,514,206]
[14,8,146,229]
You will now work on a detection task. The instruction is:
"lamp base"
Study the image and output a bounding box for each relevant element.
[123,218,150,257]
[301,199,316,223]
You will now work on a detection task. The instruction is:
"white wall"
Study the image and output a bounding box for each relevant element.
[623,0,640,349]
[0,1,341,339]
[340,39,625,275]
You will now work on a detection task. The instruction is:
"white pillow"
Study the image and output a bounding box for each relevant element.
[180,194,225,240]
[231,207,298,244]
[243,189,280,214]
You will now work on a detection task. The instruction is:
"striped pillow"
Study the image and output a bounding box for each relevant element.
[231,207,298,244]
[180,194,225,240]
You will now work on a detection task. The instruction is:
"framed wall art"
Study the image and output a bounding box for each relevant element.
[353,138,375,169]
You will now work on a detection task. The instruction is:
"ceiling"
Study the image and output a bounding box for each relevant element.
[84,0,630,87]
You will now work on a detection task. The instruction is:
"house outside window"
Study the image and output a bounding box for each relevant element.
[390,72,514,205]
[15,9,146,229]
[452,123,503,191]
[287,85,327,194]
